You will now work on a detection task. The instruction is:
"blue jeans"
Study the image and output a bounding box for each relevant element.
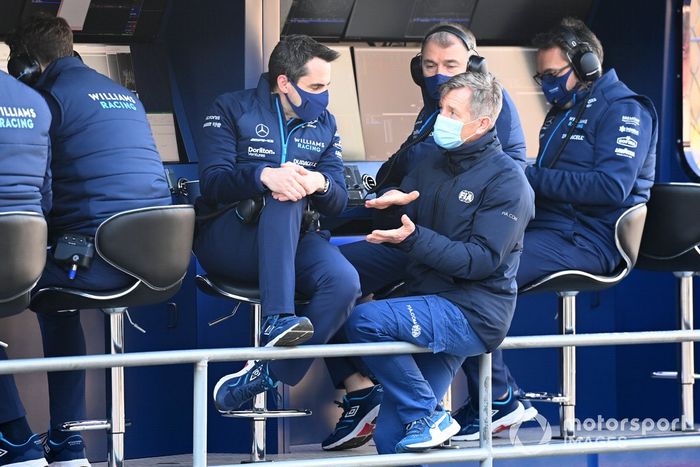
[345,295,486,460]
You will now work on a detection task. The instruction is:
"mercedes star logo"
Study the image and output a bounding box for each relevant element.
[255,124,270,138]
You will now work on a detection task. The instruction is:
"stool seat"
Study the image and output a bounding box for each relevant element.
[196,274,309,304]
[521,203,647,295]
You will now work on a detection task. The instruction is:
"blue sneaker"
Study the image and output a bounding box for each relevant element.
[43,433,90,467]
[322,385,383,451]
[452,387,526,441]
[213,360,278,412]
[261,314,314,347]
[0,434,47,467]
[395,407,460,453]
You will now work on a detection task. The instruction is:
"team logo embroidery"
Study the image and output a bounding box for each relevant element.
[458,190,474,204]
[255,124,270,138]
[407,304,421,338]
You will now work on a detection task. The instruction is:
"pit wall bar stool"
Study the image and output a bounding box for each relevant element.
[520,203,647,439]
[30,205,195,467]
[636,183,700,432]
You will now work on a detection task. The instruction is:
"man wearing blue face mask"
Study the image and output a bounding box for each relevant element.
[450,17,658,441]
[194,35,361,412]
[344,72,534,460]
[321,22,529,452]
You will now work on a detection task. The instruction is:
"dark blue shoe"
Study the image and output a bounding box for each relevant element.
[261,314,314,347]
[321,385,383,451]
[0,434,46,467]
[395,407,460,453]
[213,360,278,412]
[452,387,525,441]
[43,433,90,467]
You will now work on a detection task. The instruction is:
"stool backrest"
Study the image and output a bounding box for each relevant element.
[615,203,648,274]
[0,212,47,318]
[639,183,700,260]
[95,205,195,291]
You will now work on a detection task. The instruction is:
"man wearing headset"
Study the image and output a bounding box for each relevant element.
[0,68,51,467]
[344,71,534,459]
[194,35,361,414]
[450,17,658,440]
[4,15,171,466]
[322,23,529,451]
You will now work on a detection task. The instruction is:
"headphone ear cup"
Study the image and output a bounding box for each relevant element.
[575,49,602,81]
[410,54,423,86]
[467,55,488,74]
[7,53,41,86]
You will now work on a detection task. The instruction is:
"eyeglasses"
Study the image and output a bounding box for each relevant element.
[533,65,572,85]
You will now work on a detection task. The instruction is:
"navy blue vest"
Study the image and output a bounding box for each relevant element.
[34,57,170,237]
[0,71,51,214]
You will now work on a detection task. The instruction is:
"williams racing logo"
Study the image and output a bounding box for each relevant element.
[458,190,474,204]
[88,92,137,111]
[294,137,326,153]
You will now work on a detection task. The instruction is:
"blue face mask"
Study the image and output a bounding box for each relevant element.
[424,73,451,101]
[287,80,329,122]
[433,114,466,149]
[541,68,575,107]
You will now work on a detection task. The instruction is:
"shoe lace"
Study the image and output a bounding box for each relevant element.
[227,367,277,407]
[405,417,430,437]
[331,398,354,427]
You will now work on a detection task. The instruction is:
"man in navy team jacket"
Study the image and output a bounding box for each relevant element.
[0,69,52,467]
[5,15,171,465]
[451,17,658,441]
[194,35,360,413]
[345,72,534,461]
[322,22,529,451]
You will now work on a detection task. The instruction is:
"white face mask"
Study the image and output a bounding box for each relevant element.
[433,114,481,150]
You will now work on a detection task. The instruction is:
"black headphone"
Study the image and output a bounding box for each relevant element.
[410,25,488,87]
[7,47,42,87]
[560,28,602,82]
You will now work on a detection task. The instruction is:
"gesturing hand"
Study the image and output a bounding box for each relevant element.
[365,189,419,210]
[366,214,416,244]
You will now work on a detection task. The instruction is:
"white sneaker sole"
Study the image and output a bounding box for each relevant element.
[50,459,91,467]
[322,404,381,450]
[212,360,257,411]
[452,401,526,441]
[520,406,539,423]
[265,321,314,347]
[403,415,461,450]
[5,459,48,467]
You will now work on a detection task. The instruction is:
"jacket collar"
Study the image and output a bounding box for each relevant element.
[441,127,502,173]
[255,73,279,112]
[35,56,85,89]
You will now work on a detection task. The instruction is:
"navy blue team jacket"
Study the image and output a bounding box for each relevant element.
[527,69,658,269]
[374,84,527,192]
[0,71,51,215]
[393,128,535,351]
[197,73,347,218]
[34,57,171,238]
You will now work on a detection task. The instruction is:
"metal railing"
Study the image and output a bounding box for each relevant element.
[2,329,700,466]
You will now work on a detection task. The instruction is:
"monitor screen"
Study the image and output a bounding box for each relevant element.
[405,0,478,40]
[344,0,412,41]
[282,0,355,40]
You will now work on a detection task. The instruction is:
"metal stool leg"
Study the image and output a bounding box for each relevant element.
[250,303,266,463]
[559,292,577,440]
[677,272,695,431]
[108,308,126,467]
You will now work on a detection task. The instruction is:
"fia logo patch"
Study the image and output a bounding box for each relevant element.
[458,190,474,204]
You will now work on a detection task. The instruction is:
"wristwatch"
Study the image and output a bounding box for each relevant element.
[321,175,330,194]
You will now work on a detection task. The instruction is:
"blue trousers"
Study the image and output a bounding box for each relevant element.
[325,241,409,388]
[460,228,612,407]
[345,295,486,459]
[0,253,133,426]
[194,196,361,385]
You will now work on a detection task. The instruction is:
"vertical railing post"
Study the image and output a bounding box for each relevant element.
[193,360,209,467]
[479,352,493,467]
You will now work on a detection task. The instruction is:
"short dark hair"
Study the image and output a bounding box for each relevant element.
[422,23,477,53]
[268,35,339,88]
[532,17,604,66]
[9,14,73,66]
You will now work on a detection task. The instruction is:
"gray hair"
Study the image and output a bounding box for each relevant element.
[440,72,503,124]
